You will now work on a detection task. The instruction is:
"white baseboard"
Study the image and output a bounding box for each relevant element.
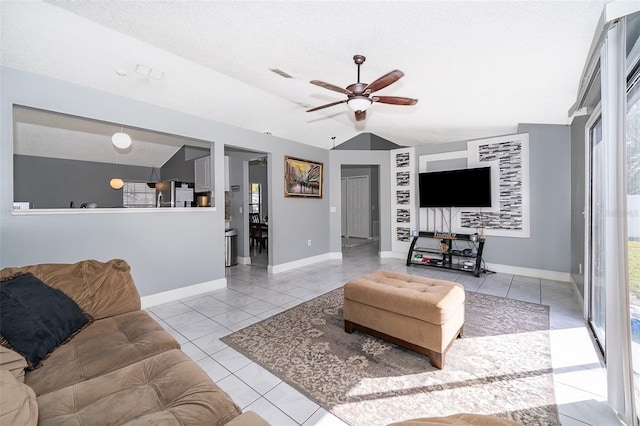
[485,262,570,282]
[329,252,343,260]
[237,256,251,265]
[569,274,586,315]
[380,251,406,259]
[141,278,227,309]
[269,253,333,274]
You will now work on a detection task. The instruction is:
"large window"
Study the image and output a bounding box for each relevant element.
[589,115,606,349]
[249,183,262,217]
[627,42,640,413]
[580,9,640,423]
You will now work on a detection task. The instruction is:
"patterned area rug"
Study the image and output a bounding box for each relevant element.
[221,288,558,426]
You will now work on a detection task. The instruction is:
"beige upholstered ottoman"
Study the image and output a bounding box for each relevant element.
[343,269,465,369]
[388,413,524,425]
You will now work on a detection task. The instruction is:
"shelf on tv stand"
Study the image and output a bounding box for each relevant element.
[406,231,485,277]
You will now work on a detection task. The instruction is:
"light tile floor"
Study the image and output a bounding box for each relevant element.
[147,242,622,425]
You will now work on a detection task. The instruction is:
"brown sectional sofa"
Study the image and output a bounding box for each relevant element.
[0,259,269,426]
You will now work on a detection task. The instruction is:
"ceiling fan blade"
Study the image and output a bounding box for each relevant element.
[306,99,348,112]
[372,96,418,106]
[310,80,354,95]
[355,110,366,121]
[364,70,404,94]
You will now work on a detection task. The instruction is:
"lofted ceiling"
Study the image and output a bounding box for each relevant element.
[1,0,607,157]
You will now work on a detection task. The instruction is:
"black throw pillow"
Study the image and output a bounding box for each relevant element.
[0,273,92,369]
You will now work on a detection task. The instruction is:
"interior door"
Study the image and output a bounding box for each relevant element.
[345,176,370,238]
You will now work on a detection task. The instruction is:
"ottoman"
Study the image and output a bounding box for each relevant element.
[343,269,465,369]
[388,413,524,425]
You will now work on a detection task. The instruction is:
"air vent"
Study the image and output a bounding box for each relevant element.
[136,64,164,80]
[269,68,294,78]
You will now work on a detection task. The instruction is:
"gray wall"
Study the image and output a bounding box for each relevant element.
[14,155,155,208]
[161,146,196,183]
[414,125,572,274]
[511,123,571,273]
[1,66,329,296]
[335,132,403,151]
[571,115,588,296]
[370,134,404,150]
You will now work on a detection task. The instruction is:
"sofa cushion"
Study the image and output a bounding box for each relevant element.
[0,259,141,320]
[0,273,92,369]
[25,310,180,396]
[36,349,243,426]
[0,369,38,426]
[0,346,28,382]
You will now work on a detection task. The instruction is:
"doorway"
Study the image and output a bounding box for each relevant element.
[341,165,379,249]
[249,156,268,267]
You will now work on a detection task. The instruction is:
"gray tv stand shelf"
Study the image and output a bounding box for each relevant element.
[406,231,485,277]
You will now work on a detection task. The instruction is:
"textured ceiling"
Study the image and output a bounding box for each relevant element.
[1,0,606,157]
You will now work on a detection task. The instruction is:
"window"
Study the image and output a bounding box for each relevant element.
[588,114,606,349]
[626,34,640,412]
[581,11,640,423]
[249,183,262,216]
[123,182,156,208]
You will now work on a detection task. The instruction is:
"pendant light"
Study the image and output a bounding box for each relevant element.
[112,131,131,149]
[110,177,124,190]
[110,145,124,190]
[112,69,132,149]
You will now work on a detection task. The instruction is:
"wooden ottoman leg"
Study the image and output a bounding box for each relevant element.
[427,350,444,369]
[345,320,354,334]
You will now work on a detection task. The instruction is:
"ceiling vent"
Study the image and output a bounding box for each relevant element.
[269,68,294,78]
[136,64,164,80]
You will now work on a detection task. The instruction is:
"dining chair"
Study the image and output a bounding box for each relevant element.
[250,223,268,253]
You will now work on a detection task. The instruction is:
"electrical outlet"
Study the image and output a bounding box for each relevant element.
[579,263,582,274]
[308,239,312,246]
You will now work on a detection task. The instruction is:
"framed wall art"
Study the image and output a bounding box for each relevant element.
[284,156,323,198]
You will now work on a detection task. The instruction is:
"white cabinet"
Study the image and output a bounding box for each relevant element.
[224,156,230,191]
[194,156,211,192]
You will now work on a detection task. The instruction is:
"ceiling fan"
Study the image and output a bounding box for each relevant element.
[306,55,418,121]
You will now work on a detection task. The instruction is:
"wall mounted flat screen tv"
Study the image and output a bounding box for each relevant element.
[419,167,492,208]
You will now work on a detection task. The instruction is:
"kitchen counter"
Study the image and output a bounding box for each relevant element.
[11,207,216,216]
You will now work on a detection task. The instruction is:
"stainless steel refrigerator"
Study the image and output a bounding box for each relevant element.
[155,180,195,207]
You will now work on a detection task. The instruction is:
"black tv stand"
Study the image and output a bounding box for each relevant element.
[406,231,485,277]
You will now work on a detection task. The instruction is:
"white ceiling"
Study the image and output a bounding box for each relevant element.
[1,0,607,157]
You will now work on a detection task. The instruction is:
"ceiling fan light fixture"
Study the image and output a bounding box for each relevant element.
[347,96,372,112]
[112,131,132,149]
